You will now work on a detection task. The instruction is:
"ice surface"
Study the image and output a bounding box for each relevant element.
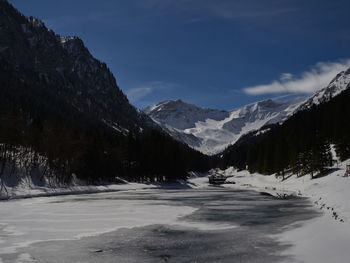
[0,188,317,263]
[0,189,242,258]
[0,193,195,254]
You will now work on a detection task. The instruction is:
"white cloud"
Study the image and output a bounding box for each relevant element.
[244,59,350,95]
[125,81,182,104]
[280,73,293,81]
[125,87,153,102]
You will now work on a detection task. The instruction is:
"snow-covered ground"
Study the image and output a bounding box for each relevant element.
[0,178,195,200]
[190,159,350,263]
[210,164,350,224]
[2,160,350,262]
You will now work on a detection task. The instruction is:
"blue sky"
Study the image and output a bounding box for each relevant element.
[9,0,350,110]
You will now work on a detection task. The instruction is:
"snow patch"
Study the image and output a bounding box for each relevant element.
[277,215,350,263]
[14,253,36,263]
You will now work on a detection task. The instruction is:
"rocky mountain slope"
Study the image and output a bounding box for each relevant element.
[298,67,350,111]
[0,0,209,185]
[144,98,305,155]
[145,66,350,155]
[0,0,154,134]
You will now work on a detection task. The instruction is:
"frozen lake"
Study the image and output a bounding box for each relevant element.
[0,187,319,262]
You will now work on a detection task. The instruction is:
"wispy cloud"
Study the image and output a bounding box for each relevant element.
[125,81,182,107]
[126,87,153,102]
[244,59,350,95]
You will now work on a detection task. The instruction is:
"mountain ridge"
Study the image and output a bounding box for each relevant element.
[144,65,350,155]
[298,67,350,111]
[0,0,156,134]
[0,0,209,185]
[144,97,306,155]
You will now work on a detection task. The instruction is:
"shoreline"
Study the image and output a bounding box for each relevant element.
[202,163,350,263]
[2,166,350,262]
[0,179,194,201]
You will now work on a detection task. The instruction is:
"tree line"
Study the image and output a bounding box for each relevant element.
[218,87,350,179]
[0,65,210,185]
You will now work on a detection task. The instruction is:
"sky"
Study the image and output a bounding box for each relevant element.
[8,0,350,110]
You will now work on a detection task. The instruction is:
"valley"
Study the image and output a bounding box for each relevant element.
[1,0,350,262]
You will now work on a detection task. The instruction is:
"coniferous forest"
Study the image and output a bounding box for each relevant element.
[0,102,210,184]
[0,0,210,185]
[0,60,210,184]
[218,87,350,178]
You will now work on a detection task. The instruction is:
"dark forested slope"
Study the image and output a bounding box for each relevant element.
[0,0,209,184]
[218,82,350,178]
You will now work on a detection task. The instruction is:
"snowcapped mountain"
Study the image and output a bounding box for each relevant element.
[144,98,306,155]
[298,67,350,111]
[144,66,350,155]
[0,0,155,134]
[144,99,229,130]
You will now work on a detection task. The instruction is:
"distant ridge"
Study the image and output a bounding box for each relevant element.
[144,97,306,155]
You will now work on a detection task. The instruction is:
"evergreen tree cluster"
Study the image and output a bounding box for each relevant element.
[0,0,210,185]
[0,65,209,184]
[218,88,350,178]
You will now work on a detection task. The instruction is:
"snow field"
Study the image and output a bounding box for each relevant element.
[199,160,350,263]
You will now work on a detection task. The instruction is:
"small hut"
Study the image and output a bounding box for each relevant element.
[209,174,227,185]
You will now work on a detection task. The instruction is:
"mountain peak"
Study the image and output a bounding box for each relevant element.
[144,97,304,155]
[256,98,279,108]
[0,0,156,134]
[144,99,197,114]
[160,99,189,106]
[27,16,46,28]
[143,64,350,155]
[299,67,350,110]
